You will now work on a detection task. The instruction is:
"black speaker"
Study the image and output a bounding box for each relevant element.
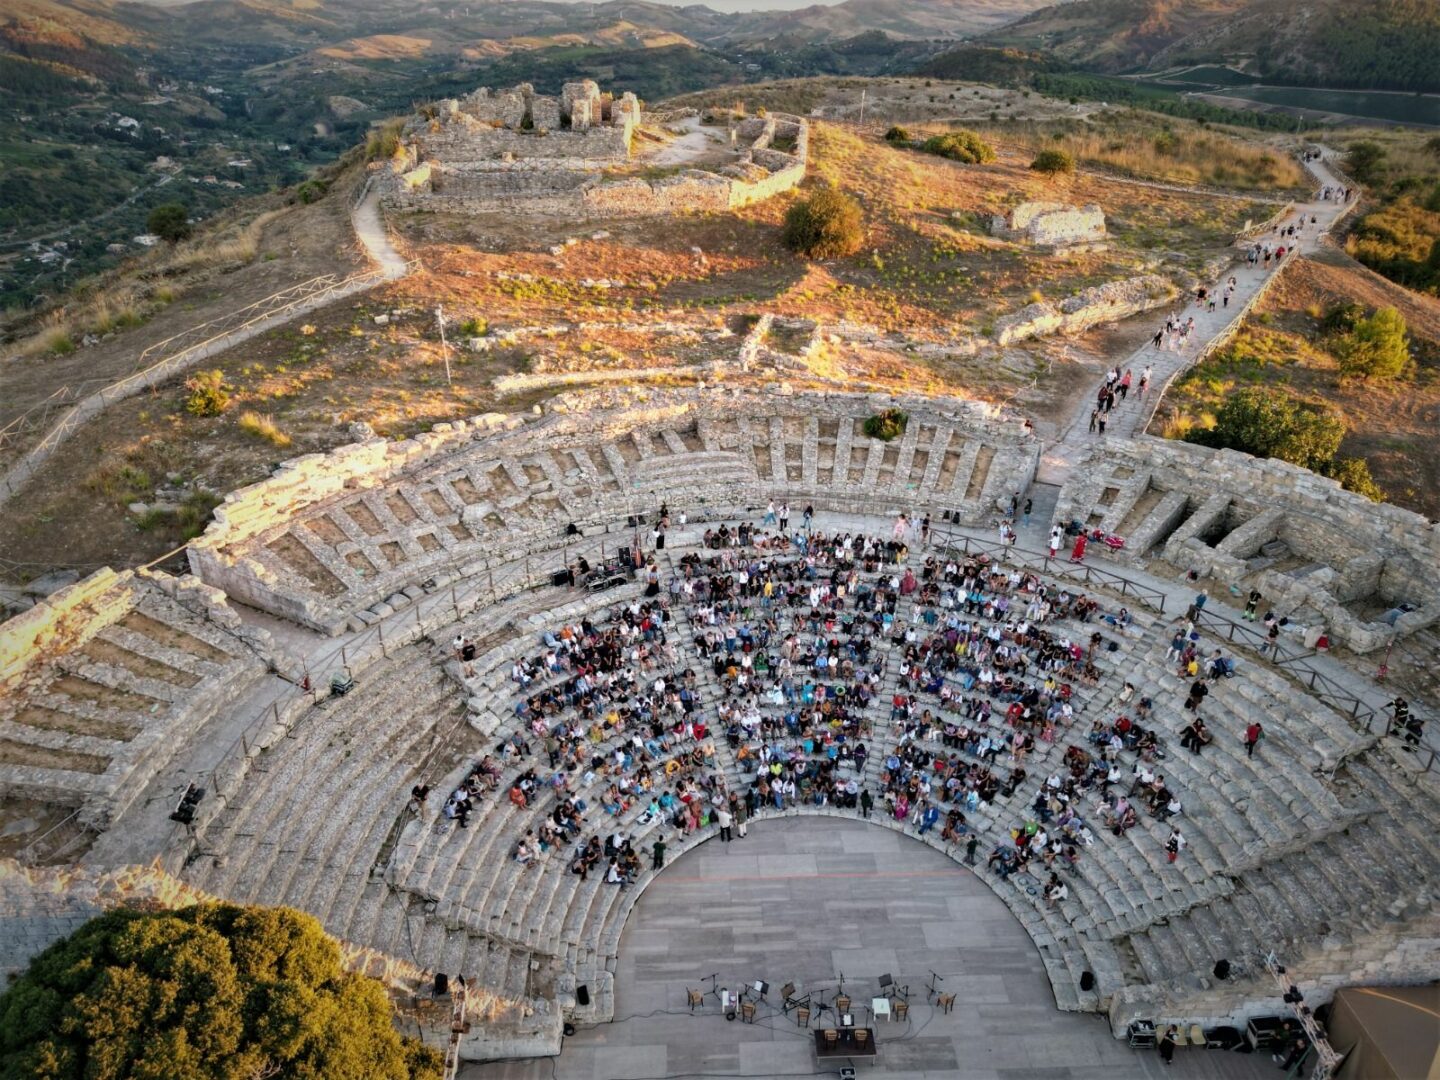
[576,984,590,1007]
[552,568,574,587]
[1079,971,1096,992]
[1213,959,1231,981]
[433,972,449,996]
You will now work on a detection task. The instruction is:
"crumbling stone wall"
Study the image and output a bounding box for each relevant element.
[991,201,1107,250]
[1054,436,1440,652]
[993,275,1173,347]
[378,92,807,219]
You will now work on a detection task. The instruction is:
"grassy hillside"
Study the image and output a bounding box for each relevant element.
[986,0,1440,92]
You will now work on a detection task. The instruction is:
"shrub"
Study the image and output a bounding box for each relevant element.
[1185,387,1344,472]
[1336,307,1411,381]
[458,316,488,337]
[1346,140,1387,183]
[364,119,405,161]
[863,408,909,441]
[147,202,192,244]
[922,130,995,164]
[1326,457,1386,501]
[1321,301,1366,334]
[238,410,292,447]
[0,903,442,1080]
[296,179,327,205]
[782,186,864,260]
[1030,149,1076,177]
[884,125,911,144]
[185,369,231,417]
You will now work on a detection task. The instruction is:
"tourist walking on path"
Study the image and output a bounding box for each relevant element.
[1244,722,1264,759]
[1070,532,1087,564]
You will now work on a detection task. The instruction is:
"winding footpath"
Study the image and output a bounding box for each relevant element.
[1038,151,1353,486]
[0,185,410,509]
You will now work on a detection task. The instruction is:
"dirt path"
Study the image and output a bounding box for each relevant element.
[1036,152,1352,487]
[0,185,410,509]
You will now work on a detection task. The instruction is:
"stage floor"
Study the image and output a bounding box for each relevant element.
[462,817,1276,1080]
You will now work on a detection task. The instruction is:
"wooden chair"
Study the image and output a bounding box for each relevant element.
[937,992,956,1014]
[893,999,909,1022]
[1189,1024,1206,1047]
[780,982,796,1005]
[835,994,851,1015]
[687,989,703,1012]
[854,1028,871,1051]
[741,1000,757,1024]
[823,1029,839,1050]
[796,1006,811,1028]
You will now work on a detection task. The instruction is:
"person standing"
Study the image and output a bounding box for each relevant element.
[1022,497,1032,528]
[715,804,733,843]
[1049,524,1063,559]
[1159,1025,1178,1066]
[1244,721,1264,758]
[652,835,667,870]
[1244,588,1262,621]
[778,503,789,533]
[964,834,979,866]
[859,787,874,819]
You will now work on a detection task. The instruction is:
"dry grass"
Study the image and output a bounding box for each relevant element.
[4,208,288,360]
[973,119,1309,192]
[237,410,292,447]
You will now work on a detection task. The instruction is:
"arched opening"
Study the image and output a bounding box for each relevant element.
[462,815,1193,1078]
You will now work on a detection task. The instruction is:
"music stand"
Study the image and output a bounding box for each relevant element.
[752,980,770,1002]
[926,970,945,1002]
[703,972,722,1004]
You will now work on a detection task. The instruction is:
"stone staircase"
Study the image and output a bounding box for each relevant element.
[172,520,1440,1040]
[1,571,272,830]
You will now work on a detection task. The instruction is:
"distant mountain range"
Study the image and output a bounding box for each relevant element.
[983,0,1440,92]
[4,0,1437,312]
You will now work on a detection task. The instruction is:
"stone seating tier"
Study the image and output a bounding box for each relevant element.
[0,569,273,830]
[188,390,1036,635]
[173,520,1439,1046]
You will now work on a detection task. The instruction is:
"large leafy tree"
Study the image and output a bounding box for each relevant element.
[0,904,442,1080]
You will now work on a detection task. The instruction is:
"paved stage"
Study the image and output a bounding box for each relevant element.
[463,817,1276,1079]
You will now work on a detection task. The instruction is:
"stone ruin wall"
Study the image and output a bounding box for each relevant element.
[991,201,1107,248]
[993,274,1174,347]
[380,104,808,219]
[1055,437,1440,652]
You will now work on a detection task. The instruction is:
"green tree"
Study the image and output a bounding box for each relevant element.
[1326,456,1386,501]
[1187,386,1345,471]
[0,904,442,1080]
[1337,306,1411,380]
[1030,149,1076,177]
[782,185,864,260]
[921,130,996,164]
[147,202,192,244]
[884,125,911,145]
[1345,141,1387,183]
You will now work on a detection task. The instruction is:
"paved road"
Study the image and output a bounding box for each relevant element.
[1038,153,1352,486]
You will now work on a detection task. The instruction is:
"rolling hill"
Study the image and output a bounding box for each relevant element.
[984,0,1440,92]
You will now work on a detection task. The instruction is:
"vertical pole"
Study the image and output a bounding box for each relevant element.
[436,304,452,386]
[452,583,460,621]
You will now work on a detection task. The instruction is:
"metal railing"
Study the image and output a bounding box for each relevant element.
[930,527,1169,612]
[932,526,1434,774]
